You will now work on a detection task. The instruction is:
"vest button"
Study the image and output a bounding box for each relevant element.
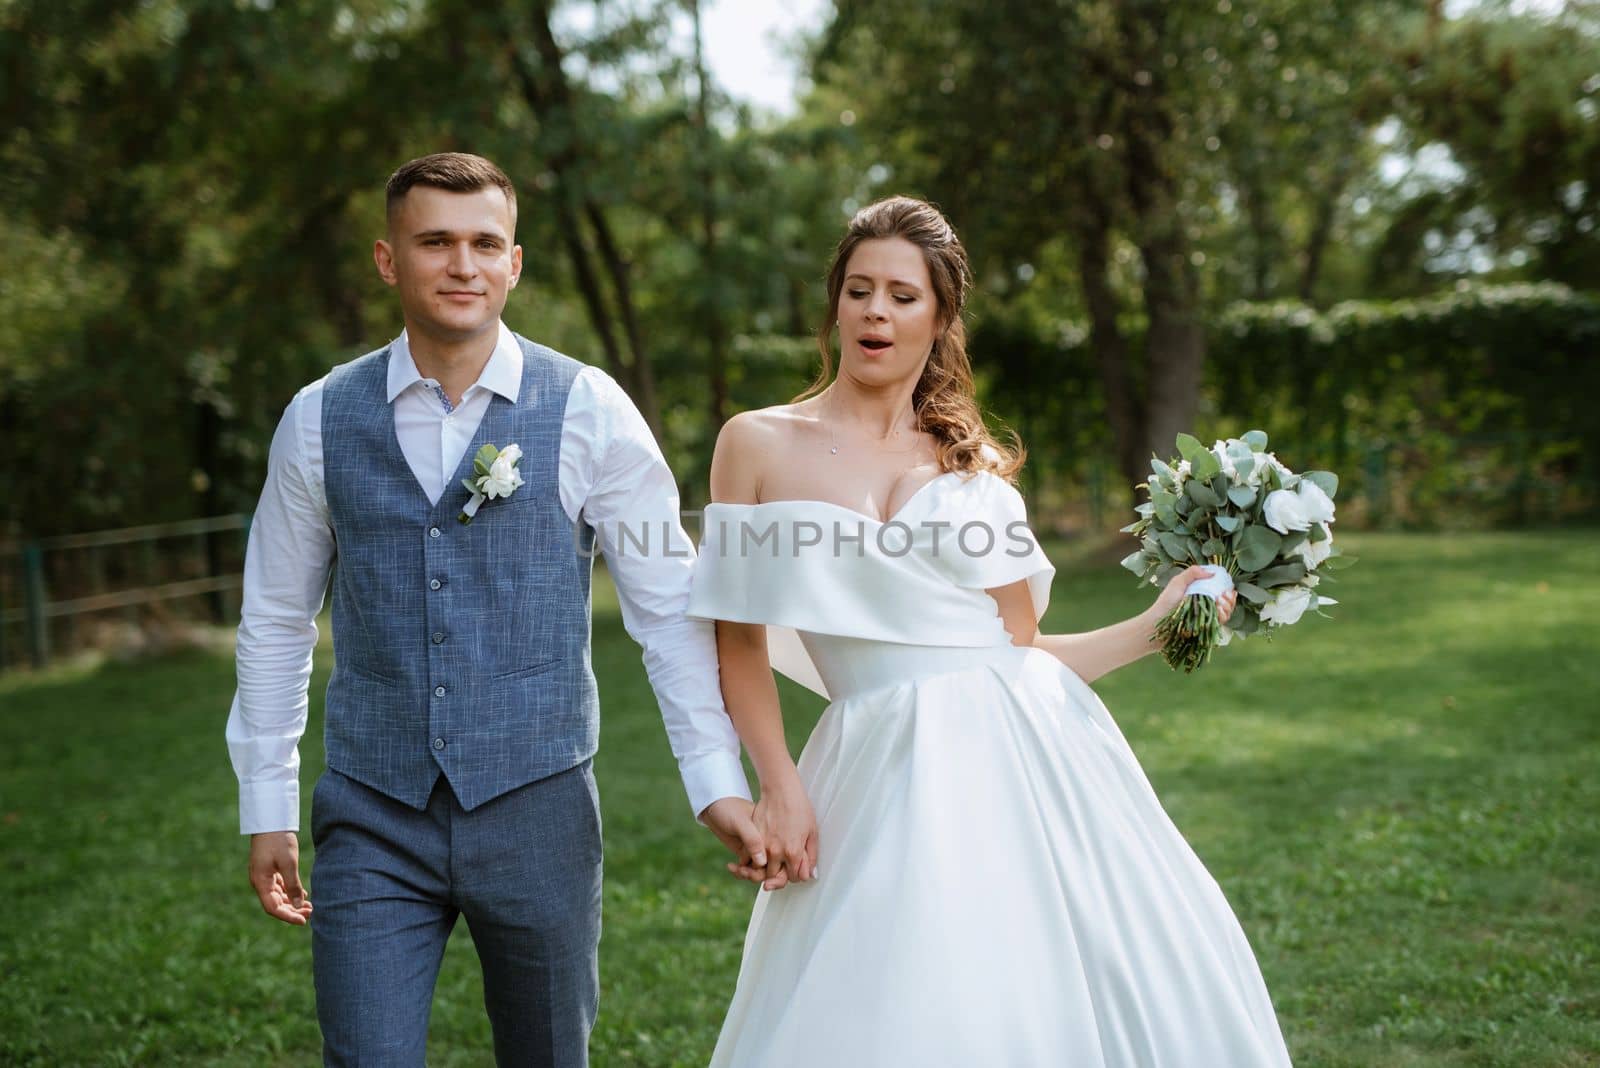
[434,685,446,697]
[429,526,442,538]
[429,579,442,591]
[431,632,445,644]
[432,737,446,751]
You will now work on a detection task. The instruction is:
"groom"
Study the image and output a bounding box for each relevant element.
[226,152,763,1066]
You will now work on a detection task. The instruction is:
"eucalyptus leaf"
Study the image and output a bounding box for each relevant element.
[1242,430,1269,450]
[1303,470,1339,498]
[1308,522,1329,543]
[1235,525,1282,571]
[1201,537,1225,558]
[1281,530,1309,552]
[1158,532,1189,560]
[1257,562,1308,587]
[1214,514,1242,532]
[1320,553,1359,571]
[461,477,480,496]
[1175,433,1207,464]
[1236,581,1269,605]
[1227,485,1257,508]
[1120,551,1147,576]
[1186,479,1220,508]
[1151,458,1176,481]
[1189,449,1222,482]
[1155,503,1178,527]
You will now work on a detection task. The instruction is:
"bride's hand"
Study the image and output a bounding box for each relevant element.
[751,773,819,891]
[1150,565,1238,624]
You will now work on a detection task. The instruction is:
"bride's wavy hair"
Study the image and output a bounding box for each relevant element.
[799,195,1024,481]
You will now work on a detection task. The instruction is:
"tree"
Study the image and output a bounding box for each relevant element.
[1372,4,1600,289]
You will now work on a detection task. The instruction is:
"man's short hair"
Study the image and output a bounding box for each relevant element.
[385,152,517,228]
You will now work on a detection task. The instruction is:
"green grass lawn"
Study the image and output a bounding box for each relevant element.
[2,530,1598,1066]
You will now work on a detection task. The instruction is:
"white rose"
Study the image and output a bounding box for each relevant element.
[1290,537,1332,569]
[1260,586,1313,626]
[483,446,525,499]
[1289,524,1334,568]
[1248,451,1290,488]
[1262,488,1311,534]
[1297,480,1336,524]
[1175,459,1192,484]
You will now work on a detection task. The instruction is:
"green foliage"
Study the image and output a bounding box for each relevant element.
[1371,6,1600,290]
[1209,283,1600,525]
[1032,283,1600,527]
[1,0,1596,541]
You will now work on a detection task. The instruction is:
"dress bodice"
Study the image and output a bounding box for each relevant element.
[686,470,1055,699]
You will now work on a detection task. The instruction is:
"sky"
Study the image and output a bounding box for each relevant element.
[698,0,829,116]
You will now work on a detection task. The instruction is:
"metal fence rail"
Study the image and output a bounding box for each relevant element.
[0,514,250,670]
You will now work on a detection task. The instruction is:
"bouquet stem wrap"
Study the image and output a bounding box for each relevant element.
[1155,563,1233,674]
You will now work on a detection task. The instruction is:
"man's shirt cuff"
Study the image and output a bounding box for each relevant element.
[239,779,301,836]
[680,752,753,823]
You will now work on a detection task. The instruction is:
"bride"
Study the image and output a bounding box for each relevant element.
[687,196,1293,1066]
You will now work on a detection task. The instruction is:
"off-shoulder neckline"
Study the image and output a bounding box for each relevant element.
[705,469,996,527]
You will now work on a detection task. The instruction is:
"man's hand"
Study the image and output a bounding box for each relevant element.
[701,796,768,886]
[249,831,313,926]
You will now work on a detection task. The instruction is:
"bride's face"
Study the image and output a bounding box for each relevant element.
[836,236,940,386]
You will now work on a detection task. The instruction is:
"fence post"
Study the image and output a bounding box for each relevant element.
[1087,460,1106,532]
[1364,445,1387,527]
[23,542,49,669]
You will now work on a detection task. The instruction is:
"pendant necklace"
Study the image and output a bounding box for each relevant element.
[821,402,925,457]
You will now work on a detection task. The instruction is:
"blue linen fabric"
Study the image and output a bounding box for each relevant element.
[310,764,602,1066]
[318,336,598,812]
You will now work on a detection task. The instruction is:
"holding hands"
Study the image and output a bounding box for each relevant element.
[704,773,819,892]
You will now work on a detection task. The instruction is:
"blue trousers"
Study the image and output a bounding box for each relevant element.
[309,763,603,1066]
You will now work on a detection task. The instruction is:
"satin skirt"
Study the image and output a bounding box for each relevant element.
[708,638,1293,1067]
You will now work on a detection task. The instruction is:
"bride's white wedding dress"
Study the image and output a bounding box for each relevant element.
[687,470,1293,1067]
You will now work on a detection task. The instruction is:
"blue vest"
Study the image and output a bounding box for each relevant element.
[319,336,599,812]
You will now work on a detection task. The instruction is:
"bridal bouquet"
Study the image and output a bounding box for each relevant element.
[1121,430,1355,673]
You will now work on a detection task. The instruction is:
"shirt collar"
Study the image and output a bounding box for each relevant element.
[386,321,523,404]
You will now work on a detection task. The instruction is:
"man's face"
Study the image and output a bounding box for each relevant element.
[375,185,522,344]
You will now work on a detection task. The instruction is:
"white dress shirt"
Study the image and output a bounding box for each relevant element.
[225,321,750,834]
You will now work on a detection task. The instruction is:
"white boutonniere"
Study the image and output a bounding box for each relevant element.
[458,443,524,524]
